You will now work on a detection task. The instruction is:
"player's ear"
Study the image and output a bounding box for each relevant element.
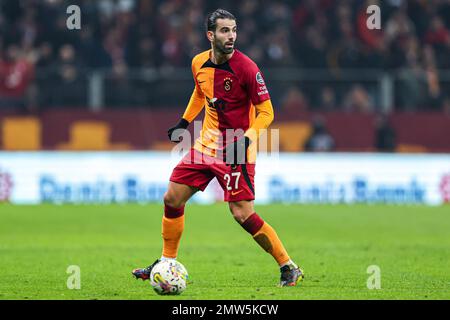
[206,31,214,42]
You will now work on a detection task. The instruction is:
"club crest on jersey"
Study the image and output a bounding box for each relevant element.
[256,72,265,85]
[224,77,233,92]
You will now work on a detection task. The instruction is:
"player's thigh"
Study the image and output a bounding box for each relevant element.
[170,148,214,191]
[167,149,214,207]
[228,200,255,224]
[164,182,198,208]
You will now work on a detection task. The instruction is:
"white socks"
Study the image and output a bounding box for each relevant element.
[160,256,176,262]
[280,259,298,269]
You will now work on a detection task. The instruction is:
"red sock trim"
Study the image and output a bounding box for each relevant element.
[164,204,185,218]
[241,213,264,235]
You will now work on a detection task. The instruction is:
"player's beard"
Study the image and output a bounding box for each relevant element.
[214,38,234,55]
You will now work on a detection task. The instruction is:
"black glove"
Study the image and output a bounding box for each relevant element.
[223,136,251,167]
[167,118,189,142]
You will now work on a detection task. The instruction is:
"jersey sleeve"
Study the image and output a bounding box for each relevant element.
[182,58,205,122]
[244,99,275,142]
[243,62,271,105]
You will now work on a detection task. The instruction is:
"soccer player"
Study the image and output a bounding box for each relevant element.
[133,9,304,287]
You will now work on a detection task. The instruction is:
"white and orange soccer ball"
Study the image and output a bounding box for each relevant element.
[150,260,189,295]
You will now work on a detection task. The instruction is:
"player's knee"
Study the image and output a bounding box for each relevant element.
[229,203,252,224]
[163,192,185,209]
[232,210,250,224]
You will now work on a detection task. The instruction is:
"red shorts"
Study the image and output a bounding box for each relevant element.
[170,148,255,202]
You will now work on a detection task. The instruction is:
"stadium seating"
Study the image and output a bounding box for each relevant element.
[58,121,131,150]
[396,144,428,153]
[276,122,312,152]
[2,117,42,150]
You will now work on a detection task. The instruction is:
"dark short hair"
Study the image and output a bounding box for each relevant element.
[206,9,236,32]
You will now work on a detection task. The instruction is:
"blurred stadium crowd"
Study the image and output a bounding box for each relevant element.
[0,0,449,113]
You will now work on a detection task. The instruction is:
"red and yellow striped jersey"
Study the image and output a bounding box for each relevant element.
[182,49,274,158]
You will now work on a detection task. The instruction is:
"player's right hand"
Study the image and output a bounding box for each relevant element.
[223,136,251,167]
[167,118,190,143]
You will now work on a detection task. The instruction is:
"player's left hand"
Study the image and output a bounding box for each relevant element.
[223,136,251,168]
[167,118,190,143]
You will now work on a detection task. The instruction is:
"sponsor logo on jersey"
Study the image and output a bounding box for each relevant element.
[256,72,265,84]
[257,85,269,96]
[207,96,227,112]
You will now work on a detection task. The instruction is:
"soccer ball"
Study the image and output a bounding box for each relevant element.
[150,260,189,295]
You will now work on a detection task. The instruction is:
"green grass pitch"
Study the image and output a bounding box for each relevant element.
[0,203,449,300]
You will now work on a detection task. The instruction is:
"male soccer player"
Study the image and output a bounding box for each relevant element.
[133,9,303,286]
